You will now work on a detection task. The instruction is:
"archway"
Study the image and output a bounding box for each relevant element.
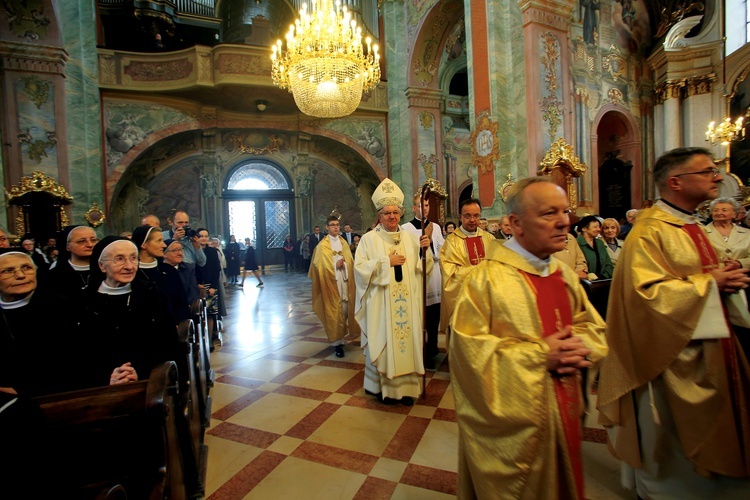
[223,160,295,268]
[592,106,643,216]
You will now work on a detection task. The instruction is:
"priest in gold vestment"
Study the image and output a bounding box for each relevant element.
[309,215,361,358]
[354,179,433,406]
[439,197,496,328]
[598,147,750,498]
[451,178,607,499]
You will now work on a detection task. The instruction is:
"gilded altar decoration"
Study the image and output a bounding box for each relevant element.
[270,0,380,118]
[6,171,73,203]
[84,202,106,227]
[471,113,500,175]
[538,138,587,210]
[6,171,72,237]
[499,173,516,202]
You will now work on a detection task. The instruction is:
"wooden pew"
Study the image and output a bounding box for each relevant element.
[580,278,612,320]
[176,319,209,498]
[32,362,185,499]
[190,299,214,427]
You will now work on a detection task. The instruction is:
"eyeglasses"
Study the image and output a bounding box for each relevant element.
[327,223,340,227]
[673,167,721,178]
[165,248,184,253]
[380,211,401,217]
[0,264,35,279]
[101,255,138,266]
[460,214,481,220]
[71,237,99,245]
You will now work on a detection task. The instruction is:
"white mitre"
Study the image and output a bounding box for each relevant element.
[371,178,404,210]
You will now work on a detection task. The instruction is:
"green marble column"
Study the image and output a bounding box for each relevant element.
[59,0,105,229]
[465,0,528,218]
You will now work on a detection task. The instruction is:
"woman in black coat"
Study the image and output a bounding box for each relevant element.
[225,235,241,284]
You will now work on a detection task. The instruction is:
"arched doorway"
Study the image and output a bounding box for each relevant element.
[592,106,642,217]
[223,161,295,268]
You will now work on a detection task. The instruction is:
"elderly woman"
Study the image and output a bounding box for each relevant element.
[601,218,624,267]
[131,225,189,323]
[0,249,75,493]
[576,215,613,280]
[164,239,200,306]
[705,197,750,268]
[48,225,99,297]
[84,236,177,387]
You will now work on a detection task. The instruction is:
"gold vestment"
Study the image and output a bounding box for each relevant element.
[439,228,497,328]
[450,243,607,499]
[309,235,361,342]
[598,204,750,478]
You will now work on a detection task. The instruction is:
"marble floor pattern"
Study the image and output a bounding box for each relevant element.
[205,270,632,499]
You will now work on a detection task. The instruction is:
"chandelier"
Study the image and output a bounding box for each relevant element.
[271,0,380,118]
[706,116,745,146]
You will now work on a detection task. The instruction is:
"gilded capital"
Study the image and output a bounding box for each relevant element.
[685,74,716,97]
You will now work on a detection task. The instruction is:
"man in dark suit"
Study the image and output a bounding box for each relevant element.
[342,224,355,245]
[309,225,323,253]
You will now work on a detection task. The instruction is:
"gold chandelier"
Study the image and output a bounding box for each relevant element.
[706,116,745,146]
[271,0,380,118]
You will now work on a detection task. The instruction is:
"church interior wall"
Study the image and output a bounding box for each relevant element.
[5,1,750,236]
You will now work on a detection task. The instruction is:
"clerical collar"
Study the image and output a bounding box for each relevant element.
[327,234,339,242]
[459,226,477,237]
[504,237,551,276]
[0,292,34,310]
[98,282,132,295]
[655,199,702,224]
[139,259,158,269]
[69,260,90,272]
[658,198,695,216]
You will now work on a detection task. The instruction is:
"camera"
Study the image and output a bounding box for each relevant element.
[183,226,199,239]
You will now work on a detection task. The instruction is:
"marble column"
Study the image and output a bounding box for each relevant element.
[683,74,716,151]
[662,80,684,151]
[405,87,444,197]
[464,0,528,217]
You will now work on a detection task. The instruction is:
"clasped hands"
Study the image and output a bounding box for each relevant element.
[544,326,592,375]
[388,235,431,267]
[110,362,138,385]
[712,260,750,294]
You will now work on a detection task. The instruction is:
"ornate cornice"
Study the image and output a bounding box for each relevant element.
[0,41,68,76]
[405,87,443,109]
[519,0,574,30]
[685,73,716,97]
[654,79,686,104]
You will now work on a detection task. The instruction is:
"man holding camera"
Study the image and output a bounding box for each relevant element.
[162,210,206,267]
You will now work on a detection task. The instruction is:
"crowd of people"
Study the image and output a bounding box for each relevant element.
[2,147,750,497]
[305,147,750,498]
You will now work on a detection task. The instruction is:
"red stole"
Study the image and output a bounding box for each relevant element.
[521,270,584,500]
[681,223,745,426]
[464,236,486,265]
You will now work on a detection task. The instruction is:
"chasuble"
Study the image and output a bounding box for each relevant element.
[308,235,360,342]
[598,201,750,493]
[450,243,607,499]
[439,228,497,328]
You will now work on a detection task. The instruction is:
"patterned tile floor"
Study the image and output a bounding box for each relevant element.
[205,271,631,499]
